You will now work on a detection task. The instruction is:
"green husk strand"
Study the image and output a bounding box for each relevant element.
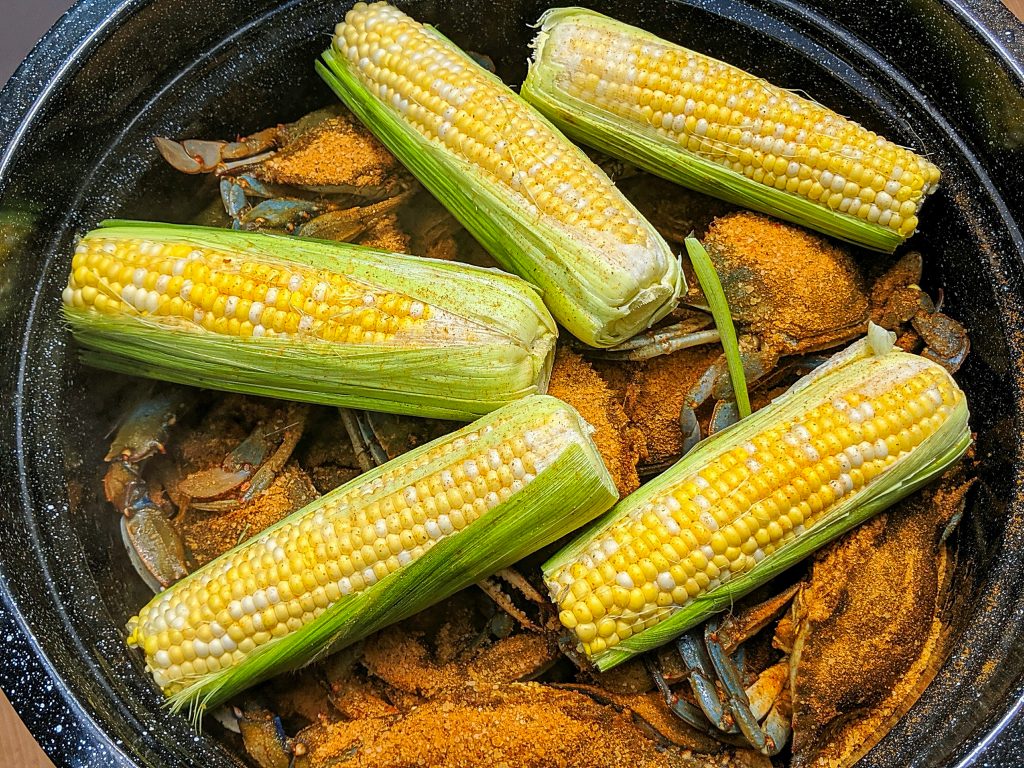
[543,327,971,670]
[317,3,683,347]
[64,221,556,420]
[685,237,751,419]
[130,395,617,717]
[522,8,915,253]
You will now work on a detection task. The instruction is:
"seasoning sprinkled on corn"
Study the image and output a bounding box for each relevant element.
[128,395,617,715]
[317,2,683,347]
[522,8,941,252]
[544,325,970,669]
[63,221,556,420]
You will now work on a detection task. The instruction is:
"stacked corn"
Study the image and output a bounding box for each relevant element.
[523,8,941,252]
[317,2,683,347]
[544,326,970,669]
[63,221,556,420]
[127,395,617,714]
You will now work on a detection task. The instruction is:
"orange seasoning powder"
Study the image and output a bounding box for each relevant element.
[546,348,644,495]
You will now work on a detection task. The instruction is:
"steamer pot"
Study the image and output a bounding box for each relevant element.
[0,1,1022,764]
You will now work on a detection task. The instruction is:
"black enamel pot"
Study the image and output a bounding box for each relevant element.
[1,1,1023,765]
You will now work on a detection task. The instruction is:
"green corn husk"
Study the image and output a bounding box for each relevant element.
[127,394,618,717]
[543,325,971,670]
[316,2,683,347]
[63,221,557,420]
[685,236,750,419]
[522,8,941,253]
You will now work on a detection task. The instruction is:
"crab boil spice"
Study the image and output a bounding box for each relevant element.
[127,395,617,715]
[544,326,970,669]
[62,221,556,420]
[547,348,645,495]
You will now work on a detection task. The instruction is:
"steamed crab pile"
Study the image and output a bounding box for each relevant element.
[98,105,973,767]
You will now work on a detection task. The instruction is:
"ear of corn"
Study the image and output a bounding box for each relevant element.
[522,8,941,253]
[63,221,557,420]
[127,394,618,716]
[543,324,970,670]
[316,2,683,348]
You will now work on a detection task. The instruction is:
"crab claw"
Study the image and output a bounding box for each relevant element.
[121,506,189,592]
[154,136,216,174]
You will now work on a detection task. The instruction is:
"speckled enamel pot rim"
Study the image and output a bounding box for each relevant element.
[0,1,1022,766]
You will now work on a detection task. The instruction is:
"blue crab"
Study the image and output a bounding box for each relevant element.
[592,212,969,454]
[103,391,311,588]
[645,465,972,761]
[156,107,496,265]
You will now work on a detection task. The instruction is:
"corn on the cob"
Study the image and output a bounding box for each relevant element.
[127,394,617,715]
[63,221,556,420]
[522,8,941,253]
[544,324,970,670]
[316,2,683,348]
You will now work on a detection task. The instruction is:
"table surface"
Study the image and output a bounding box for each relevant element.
[1,1,1022,766]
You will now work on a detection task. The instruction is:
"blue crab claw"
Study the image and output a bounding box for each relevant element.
[241,198,326,231]
[155,127,280,174]
[704,617,782,754]
[220,178,249,224]
[105,389,191,463]
[175,404,308,512]
[154,136,210,174]
[154,137,249,174]
[664,584,800,755]
[709,400,740,436]
[121,506,189,592]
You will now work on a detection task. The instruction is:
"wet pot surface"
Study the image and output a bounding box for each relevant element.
[1,0,1023,766]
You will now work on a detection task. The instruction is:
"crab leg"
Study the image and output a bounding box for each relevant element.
[297,190,413,241]
[242,198,327,230]
[590,316,719,361]
[645,656,720,734]
[338,408,388,472]
[679,341,777,453]
[675,632,739,733]
[704,616,781,754]
[701,586,802,757]
[477,576,543,632]
[105,389,194,591]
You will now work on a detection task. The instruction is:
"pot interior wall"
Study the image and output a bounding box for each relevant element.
[1,0,1023,765]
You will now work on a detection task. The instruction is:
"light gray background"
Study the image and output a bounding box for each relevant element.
[1,0,76,87]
